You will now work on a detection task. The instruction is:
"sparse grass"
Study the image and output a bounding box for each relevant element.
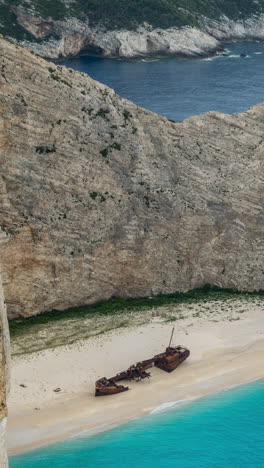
[9,285,264,338]
[48,68,72,87]
[9,284,264,357]
[164,316,176,322]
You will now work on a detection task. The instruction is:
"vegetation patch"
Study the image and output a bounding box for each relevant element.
[48,68,71,87]
[2,0,264,40]
[9,285,264,334]
[100,148,108,157]
[81,106,93,115]
[123,109,132,120]
[143,195,150,207]
[90,191,106,202]
[36,144,56,154]
[96,108,110,119]
[0,225,14,236]
[72,0,264,29]
[9,285,264,355]
[111,142,121,151]
[9,0,68,21]
[0,4,36,40]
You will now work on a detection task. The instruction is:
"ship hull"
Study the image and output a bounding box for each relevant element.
[154,349,190,373]
[95,385,129,396]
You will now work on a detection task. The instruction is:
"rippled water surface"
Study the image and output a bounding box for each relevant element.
[61,42,264,121]
[10,379,264,467]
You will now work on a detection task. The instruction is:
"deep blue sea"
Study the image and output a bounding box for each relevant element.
[10,379,264,467]
[60,41,264,121]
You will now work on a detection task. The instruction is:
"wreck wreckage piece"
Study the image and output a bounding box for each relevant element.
[95,328,190,396]
[95,363,151,396]
[95,377,129,396]
[153,345,190,373]
[153,326,190,373]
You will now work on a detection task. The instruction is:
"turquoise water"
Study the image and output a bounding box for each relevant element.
[61,42,264,121]
[10,379,264,467]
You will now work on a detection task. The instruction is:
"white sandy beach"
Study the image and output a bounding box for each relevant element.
[7,298,264,456]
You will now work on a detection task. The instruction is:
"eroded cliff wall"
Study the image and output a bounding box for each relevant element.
[14,15,221,59]
[0,38,263,319]
[3,3,264,59]
[0,269,9,467]
[17,14,264,60]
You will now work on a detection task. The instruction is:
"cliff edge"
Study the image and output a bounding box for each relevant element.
[0,269,10,467]
[0,0,264,59]
[0,37,263,319]
[2,0,264,59]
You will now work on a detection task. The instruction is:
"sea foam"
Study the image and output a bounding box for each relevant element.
[151,398,195,414]
[10,379,264,468]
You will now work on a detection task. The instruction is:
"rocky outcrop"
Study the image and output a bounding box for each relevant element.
[14,9,221,60]
[204,14,264,42]
[5,6,264,60]
[0,270,10,467]
[0,37,264,319]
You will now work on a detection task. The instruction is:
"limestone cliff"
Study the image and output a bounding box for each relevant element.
[13,12,221,59]
[16,14,264,60]
[203,14,264,42]
[0,270,9,467]
[0,37,263,319]
[2,1,264,59]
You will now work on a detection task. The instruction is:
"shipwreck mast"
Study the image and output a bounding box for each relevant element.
[168,327,175,348]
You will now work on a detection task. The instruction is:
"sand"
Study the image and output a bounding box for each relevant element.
[7,297,264,456]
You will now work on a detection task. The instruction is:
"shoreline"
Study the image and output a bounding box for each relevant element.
[11,376,264,459]
[7,297,264,456]
[53,38,264,64]
[8,346,264,457]
[54,47,223,63]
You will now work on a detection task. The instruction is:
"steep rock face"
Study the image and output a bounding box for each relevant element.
[14,9,220,60]
[0,38,263,319]
[204,15,264,41]
[5,6,264,59]
[0,269,9,467]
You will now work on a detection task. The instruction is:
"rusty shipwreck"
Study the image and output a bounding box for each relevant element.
[95,328,190,396]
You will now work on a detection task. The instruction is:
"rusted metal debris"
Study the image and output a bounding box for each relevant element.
[95,328,190,396]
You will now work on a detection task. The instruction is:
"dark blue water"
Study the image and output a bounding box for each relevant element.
[61,42,264,121]
[10,379,264,467]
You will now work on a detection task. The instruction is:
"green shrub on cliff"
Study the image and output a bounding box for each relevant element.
[0,4,34,40]
[1,0,264,39]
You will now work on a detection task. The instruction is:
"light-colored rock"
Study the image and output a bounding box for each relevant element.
[0,37,263,319]
[0,269,10,467]
[204,14,264,41]
[16,16,221,60]
[0,419,8,467]
[10,6,264,60]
